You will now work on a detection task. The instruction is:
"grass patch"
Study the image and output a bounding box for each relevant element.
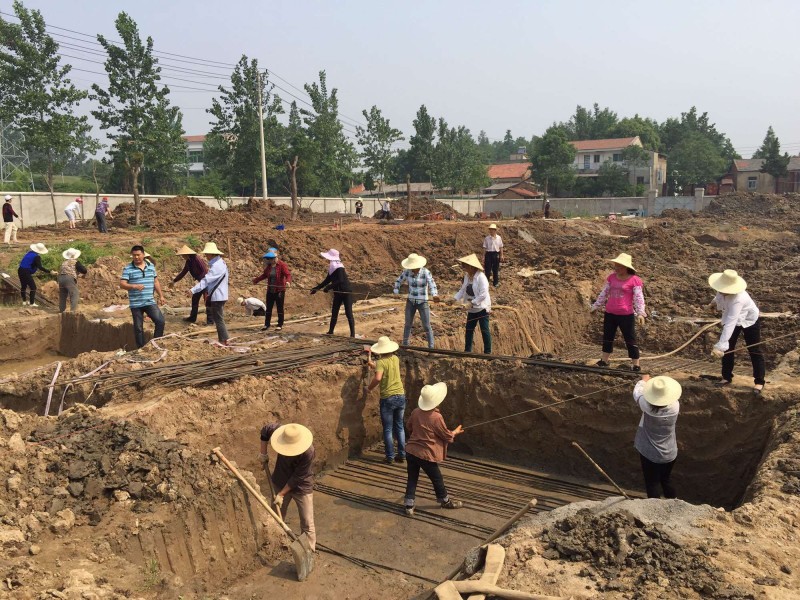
[129,225,150,232]
[141,557,161,590]
[183,234,201,249]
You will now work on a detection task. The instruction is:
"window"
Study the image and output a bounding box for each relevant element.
[188,150,204,164]
[594,154,600,163]
[636,176,645,185]
[613,153,622,162]
[584,155,590,169]
[747,176,757,190]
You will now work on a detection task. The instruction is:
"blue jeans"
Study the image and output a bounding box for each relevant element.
[465,309,491,354]
[130,304,165,348]
[404,300,434,348]
[379,394,406,459]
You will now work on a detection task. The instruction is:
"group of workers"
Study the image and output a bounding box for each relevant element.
[3,195,114,240]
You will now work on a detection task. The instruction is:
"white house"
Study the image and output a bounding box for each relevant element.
[183,135,206,176]
[569,136,667,193]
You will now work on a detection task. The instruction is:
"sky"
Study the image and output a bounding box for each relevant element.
[7,0,800,158]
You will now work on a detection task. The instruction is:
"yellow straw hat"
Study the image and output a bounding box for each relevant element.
[270,423,313,456]
[457,253,484,271]
[176,245,196,255]
[401,253,427,270]
[708,269,747,294]
[370,336,399,354]
[418,382,448,411]
[642,376,682,407]
[201,242,224,255]
[609,253,635,272]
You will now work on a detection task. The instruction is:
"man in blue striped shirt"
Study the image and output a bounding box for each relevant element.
[393,253,440,348]
[120,245,165,348]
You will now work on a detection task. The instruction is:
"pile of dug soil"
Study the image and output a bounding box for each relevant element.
[379,196,462,219]
[703,192,800,219]
[521,208,565,219]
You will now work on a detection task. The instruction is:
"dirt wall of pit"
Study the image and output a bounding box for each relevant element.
[58,312,142,357]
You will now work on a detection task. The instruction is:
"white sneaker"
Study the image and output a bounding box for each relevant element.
[29,303,39,307]
[21,301,28,306]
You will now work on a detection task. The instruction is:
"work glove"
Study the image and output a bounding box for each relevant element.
[711,348,725,359]
[273,495,283,509]
[636,315,646,327]
[258,453,268,465]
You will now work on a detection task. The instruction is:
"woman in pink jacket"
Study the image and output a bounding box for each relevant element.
[591,253,646,371]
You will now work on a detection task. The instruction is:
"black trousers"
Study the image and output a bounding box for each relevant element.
[722,318,765,385]
[189,290,214,324]
[484,251,500,286]
[265,290,285,327]
[639,453,676,499]
[330,292,355,336]
[602,312,639,359]
[17,268,36,303]
[404,453,448,506]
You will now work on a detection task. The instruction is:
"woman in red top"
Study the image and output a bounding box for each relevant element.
[403,382,464,517]
[590,253,647,371]
[252,249,291,331]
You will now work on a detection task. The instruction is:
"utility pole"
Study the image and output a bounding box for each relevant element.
[257,70,268,199]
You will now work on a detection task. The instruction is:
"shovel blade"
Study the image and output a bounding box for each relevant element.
[290,534,314,582]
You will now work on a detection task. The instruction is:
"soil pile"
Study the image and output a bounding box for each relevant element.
[703,192,800,219]
[378,196,462,219]
[540,509,752,598]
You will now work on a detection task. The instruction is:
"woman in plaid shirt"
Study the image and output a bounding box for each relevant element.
[393,253,440,348]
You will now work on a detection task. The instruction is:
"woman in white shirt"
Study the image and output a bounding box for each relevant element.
[708,269,764,394]
[482,223,503,288]
[453,253,492,354]
[64,198,83,229]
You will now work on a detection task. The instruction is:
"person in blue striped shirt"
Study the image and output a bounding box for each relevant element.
[120,245,165,348]
[393,253,440,348]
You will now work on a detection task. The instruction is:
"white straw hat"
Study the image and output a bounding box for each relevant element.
[488,223,498,230]
[320,249,340,261]
[176,245,196,255]
[642,376,682,407]
[609,253,635,272]
[401,253,427,270]
[457,253,484,271]
[418,382,448,411]
[370,336,399,354]
[270,423,313,456]
[708,269,747,294]
[4,194,11,201]
[62,248,81,260]
[29,243,48,254]
[201,242,224,255]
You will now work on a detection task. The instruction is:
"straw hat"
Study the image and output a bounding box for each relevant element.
[237,296,244,304]
[401,253,427,270]
[201,242,224,255]
[270,423,313,456]
[708,269,747,294]
[418,382,448,411]
[609,253,635,272]
[457,253,484,271]
[320,249,340,261]
[143,251,152,259]
[176,245,196,255]
[642,376,682,407]
[488,223,498,230]
[370,336,399,355]
[62,248,81,260]
[29,243,48,254]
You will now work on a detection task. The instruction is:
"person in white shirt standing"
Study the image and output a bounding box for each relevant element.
[454,253,492,354]
[482,223,503,288]
[64,198,83,229]
[708,269,765,394]
[190,242,229,345]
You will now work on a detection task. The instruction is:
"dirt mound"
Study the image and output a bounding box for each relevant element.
[378,196,462,219]
[540,508,752,598]
[703,192,800,219]
[521,208,565,219]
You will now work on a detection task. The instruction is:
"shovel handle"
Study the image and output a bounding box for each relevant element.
[212,447,297,540]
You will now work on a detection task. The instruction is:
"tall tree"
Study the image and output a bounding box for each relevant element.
[754,126,790,191]
[407,104,436,182]
[90,12,185,224]
[530,125,576,198]
[301,71,357,197]
[431,120,488,195]
[355,105,404,194]
[0,1,97,224]
[612,115,661,150]
[596,162,631,197]
[621,144,650,191]
[563,104,619,140]
[476,130,493,164]
[668,132,727,191]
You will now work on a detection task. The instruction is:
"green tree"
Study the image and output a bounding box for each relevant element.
[0,1,97,224]
[431,120,488,195]
[754,126,790,191]
[596,162,632,197]
[621,145,650,191]
[563,104,619,140]
[530,125,576,198]
[669,132,727,190]
[301,71,357,196]
[407,104,436,182]
[476,130,493,164]
[612,115,661,150]
[355,105,404,194]
[90,12,185,224]
[364,172,375,191]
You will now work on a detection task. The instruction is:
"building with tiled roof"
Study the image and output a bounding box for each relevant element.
[182,135,207,175]
[727,157,800,193]
[570,136,666,192]
[486,162,531,183]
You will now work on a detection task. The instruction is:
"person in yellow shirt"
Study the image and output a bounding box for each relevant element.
[365,336,406,465]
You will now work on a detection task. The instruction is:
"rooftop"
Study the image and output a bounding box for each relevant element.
[570,136,640,152]
[183,135,207,143]
[487,163,531,180]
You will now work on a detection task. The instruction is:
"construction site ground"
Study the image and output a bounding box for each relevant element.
[1,191,800,599]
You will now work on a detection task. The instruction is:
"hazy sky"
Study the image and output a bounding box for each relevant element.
[9,0,800,158]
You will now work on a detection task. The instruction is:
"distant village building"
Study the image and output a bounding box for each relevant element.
[725,158,800,194]
[570,136,666,193]
[183,135,206,176]
[484,162,532,195]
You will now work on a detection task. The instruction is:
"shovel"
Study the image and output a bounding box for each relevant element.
[212,447,314,581]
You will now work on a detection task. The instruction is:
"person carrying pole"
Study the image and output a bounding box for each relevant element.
[482,223,504,288]
[17,243,53,307]
[310,249,355,337]
[94,197,114,233]
[171,245,212,325]
[252,249,291,331]
[633,374,681,499]
[403,382,464,516]
[190,242,229,345]
[454,253,492,354]
[58,248,87,313]
[393,252,440,348]
[365,336,407,465]
[64,198,83,229]
[707,269,765,394]
[120,245,166,348]
[3,195,19,245]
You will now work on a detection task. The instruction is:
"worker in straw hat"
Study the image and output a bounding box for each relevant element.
[365,336,407,464]
[17,243,53,307]
[403,382,464,516]
[707,269,764,394]
[58,248,87,313]
[189,242,229,345]
[64,197,83,229]
[454,253,492,354]
[393,253,440,348]
[171,245,213,325]
[259,422,316,551]
[482,223,504,288]
[311,249,355,337]
[633,374,681,498]
[120,245,166,348]
[590,253,647,371]
[3,195,20,244]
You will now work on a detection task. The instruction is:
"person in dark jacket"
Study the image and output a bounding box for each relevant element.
[252,249,292,331]
[171,245,212,325]
[18,243,52,307]
[259,422,316,551]
[58,248,88,312]
[3,195,19,244]
[310,249,355,337]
